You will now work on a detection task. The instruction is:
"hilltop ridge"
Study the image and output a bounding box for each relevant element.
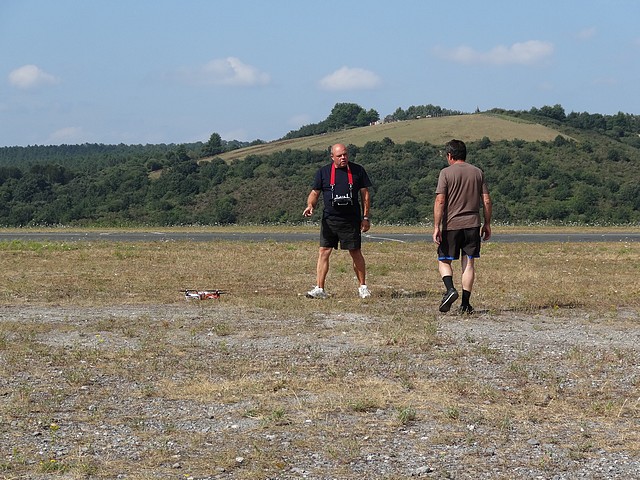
[216,114,569,162]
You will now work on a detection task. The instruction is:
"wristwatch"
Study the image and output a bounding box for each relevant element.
[363,216,370,221]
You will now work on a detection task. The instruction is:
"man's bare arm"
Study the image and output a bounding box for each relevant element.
[303,190,321,217]
[432,193,446,244]
[481,193,492,241]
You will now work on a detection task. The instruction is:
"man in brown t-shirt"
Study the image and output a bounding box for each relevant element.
[433,139,492,314]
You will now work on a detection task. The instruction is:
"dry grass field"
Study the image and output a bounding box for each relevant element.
[1,232,639,479]
[216,114,568,163]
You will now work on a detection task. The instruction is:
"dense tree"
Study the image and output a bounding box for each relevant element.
[325,103,368,130]
[282,102,380,140]
[390,104,463,121]
[202,132,224,157]
[532,104,566,122]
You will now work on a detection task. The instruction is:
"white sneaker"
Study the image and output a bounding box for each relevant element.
[306,286,328,299]
[358,285,371,299]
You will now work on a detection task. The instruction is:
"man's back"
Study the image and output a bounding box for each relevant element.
[436,162,487,230]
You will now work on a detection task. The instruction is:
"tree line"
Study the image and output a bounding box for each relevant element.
[0,105,638,227]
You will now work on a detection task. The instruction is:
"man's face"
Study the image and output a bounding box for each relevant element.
[331,147,349,167]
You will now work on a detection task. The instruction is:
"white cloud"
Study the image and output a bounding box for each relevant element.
[319,66,381,91]
[8,64,59,89]
[576,27,597,41]
[289,113,312,128]
[221,128,249,142]
[537,81,554,91]
[48,126,84,144]
[175,57,270,87]
[434,40,554,66]
[593,76,618,86]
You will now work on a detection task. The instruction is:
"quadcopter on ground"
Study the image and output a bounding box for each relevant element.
[182,289,226,300]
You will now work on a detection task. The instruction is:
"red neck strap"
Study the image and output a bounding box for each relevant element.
[330,163,353,186]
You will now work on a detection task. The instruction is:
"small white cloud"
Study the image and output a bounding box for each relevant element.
[593,76,618,86]
[576,27,597,41]
[319,66,381,91]
[8,64,59,89]
[175,57,270,87]
[48,126,84,144]
[219,128,250,142]
[289,113,312,128]
[434,40,554,66]
[537,81,554,91]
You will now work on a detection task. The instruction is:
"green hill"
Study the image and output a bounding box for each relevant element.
[217,114,570,162]
[0,107,638,227]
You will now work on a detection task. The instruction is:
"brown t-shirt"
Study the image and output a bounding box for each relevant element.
[435,162,489,230]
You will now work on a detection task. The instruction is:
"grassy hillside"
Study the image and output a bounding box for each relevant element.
[1,110,637,226]
[216,114,569,162]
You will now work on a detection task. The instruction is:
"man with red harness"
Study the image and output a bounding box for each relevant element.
[303,143,372,299]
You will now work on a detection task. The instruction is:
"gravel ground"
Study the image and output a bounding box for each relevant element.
[1,304,639,479]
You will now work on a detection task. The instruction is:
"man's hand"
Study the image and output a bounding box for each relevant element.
[481,224,491,241]
[432,227,442,245]
[304,190,320,217]
[361,218,370,233]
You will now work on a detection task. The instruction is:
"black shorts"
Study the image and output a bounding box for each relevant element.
[437,227,481,260]
[320,216,362,250]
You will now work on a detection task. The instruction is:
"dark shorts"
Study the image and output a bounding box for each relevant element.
[437,227,481,260]
[320,216,361,250]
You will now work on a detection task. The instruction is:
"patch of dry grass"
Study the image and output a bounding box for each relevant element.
[216,114,567,163]
[0,236,639,478]
[3,237,638,311]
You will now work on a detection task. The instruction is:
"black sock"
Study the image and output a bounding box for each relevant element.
[462,289,471,306]
[443,276,454,291]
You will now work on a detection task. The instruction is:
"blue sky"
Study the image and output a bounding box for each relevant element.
[2,0,639,147]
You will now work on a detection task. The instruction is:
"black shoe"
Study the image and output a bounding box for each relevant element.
[439,288,459,312]
[458,304,474,315]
